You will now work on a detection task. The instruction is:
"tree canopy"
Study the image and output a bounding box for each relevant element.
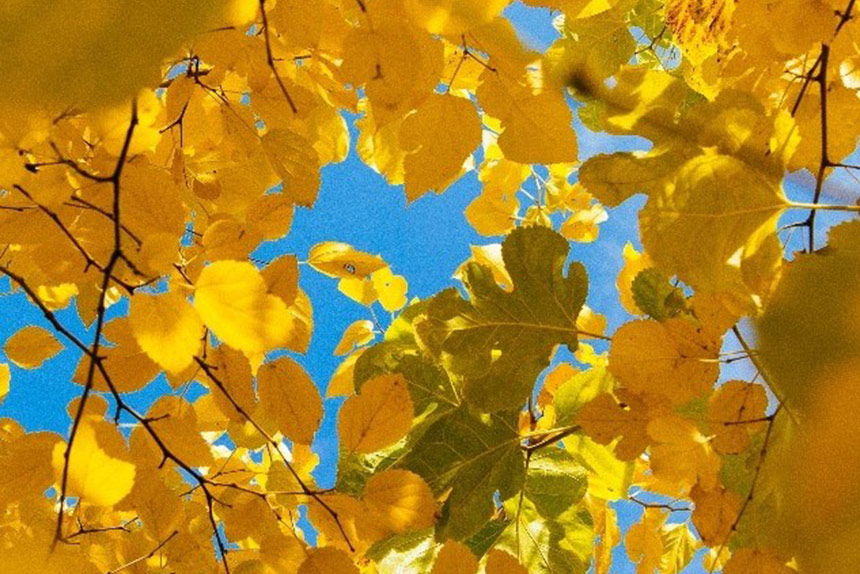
[0,0,858,573]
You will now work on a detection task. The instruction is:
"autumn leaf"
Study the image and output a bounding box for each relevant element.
[339,374,414,454]
[400,94,482,201]
[362,469,437,533]
[416,226,588,412]
[4,325,64,369]
[52,416,136,507]
[308,242,387,280]
[128,291,203,374]
[257,357,323,445]
[194,260,293,357]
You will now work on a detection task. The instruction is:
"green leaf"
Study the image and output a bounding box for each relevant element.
[336,443,404,496]
[365,530,438,574]
[564,435,634,501]
[553,364,615,425]
[631,268,686,321]
[497,498,593,574]
[525,449,588,519]
[338,344,462,495]
[464,516,510,558]
[400,405,525,541]
[416,226,588,412]
[578,148,688,208]
[354,343,459,416]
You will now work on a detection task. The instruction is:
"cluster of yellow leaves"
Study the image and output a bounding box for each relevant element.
[0,0,859,572]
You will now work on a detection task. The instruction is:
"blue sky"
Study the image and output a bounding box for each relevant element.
[3,2,856,572]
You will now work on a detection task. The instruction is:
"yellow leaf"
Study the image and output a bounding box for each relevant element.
[707,381,768,454]
[626,508,667,574]
[723,548,796,574]
[477,70,578,164]
[341,22,443,124]
[262,255,300,308]
[666,0,734,65]
[202,218,260,262]
[247,193,295,241]
[0,0,226,110]
[363,469,437,533]
[338,374,414,454]
[703,547,731,573]
[0,363,8,403]
[35,283,78,311]
[328,350,364,398]
[430,540,479,574]
[73,318,160,393]
[261,129,321,207]
[128,291,203,374]
[257,357,323,445]
[0,428,62,506]
[334,320,376,356]
[371,267,408,312]
[206,345,256,423]
[485,548,528,574]
[298,547,359,574]
[576,390,651,460]
[194,260,292,356]
[137,396,214,468]
[576,305,608,339]
[406,0,511,35]
[609,319,720,405]
[400,93,482,201]
[592,501,620,574]
[52,416,135,506]
[560,204,608,243]
[308,242,387,279]
[357,112,408,185]
[338,276,379,306]
[690,484,741,546]
[284,289,314,355]
[640,154,786,305]
[0,529,99,574]
[4,325,63,369]
[464,185,519,237]
[137,232,180,276]
[647,415,721,494]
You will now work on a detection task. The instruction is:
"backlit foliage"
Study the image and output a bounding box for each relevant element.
[0,0,858,572]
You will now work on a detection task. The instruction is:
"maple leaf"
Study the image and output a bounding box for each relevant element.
[416,226,588,412]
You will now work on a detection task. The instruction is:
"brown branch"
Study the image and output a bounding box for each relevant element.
[48,141,113,183]
[0,265,93,356]
[806,43,831,252]
[2,241,235,572]
[522,425,581,453]
[708,407,782,574]
[628,495,691,513]
[55,100,139,545]
[66,517,137,540]
[788,0,857,251]
[106,530,179,574]
[159,98,190,147]
[731,325,797,423]
[194,357,355,552]
[11,185,141,293]
[65,196,142,247]
[259,0,298,114]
